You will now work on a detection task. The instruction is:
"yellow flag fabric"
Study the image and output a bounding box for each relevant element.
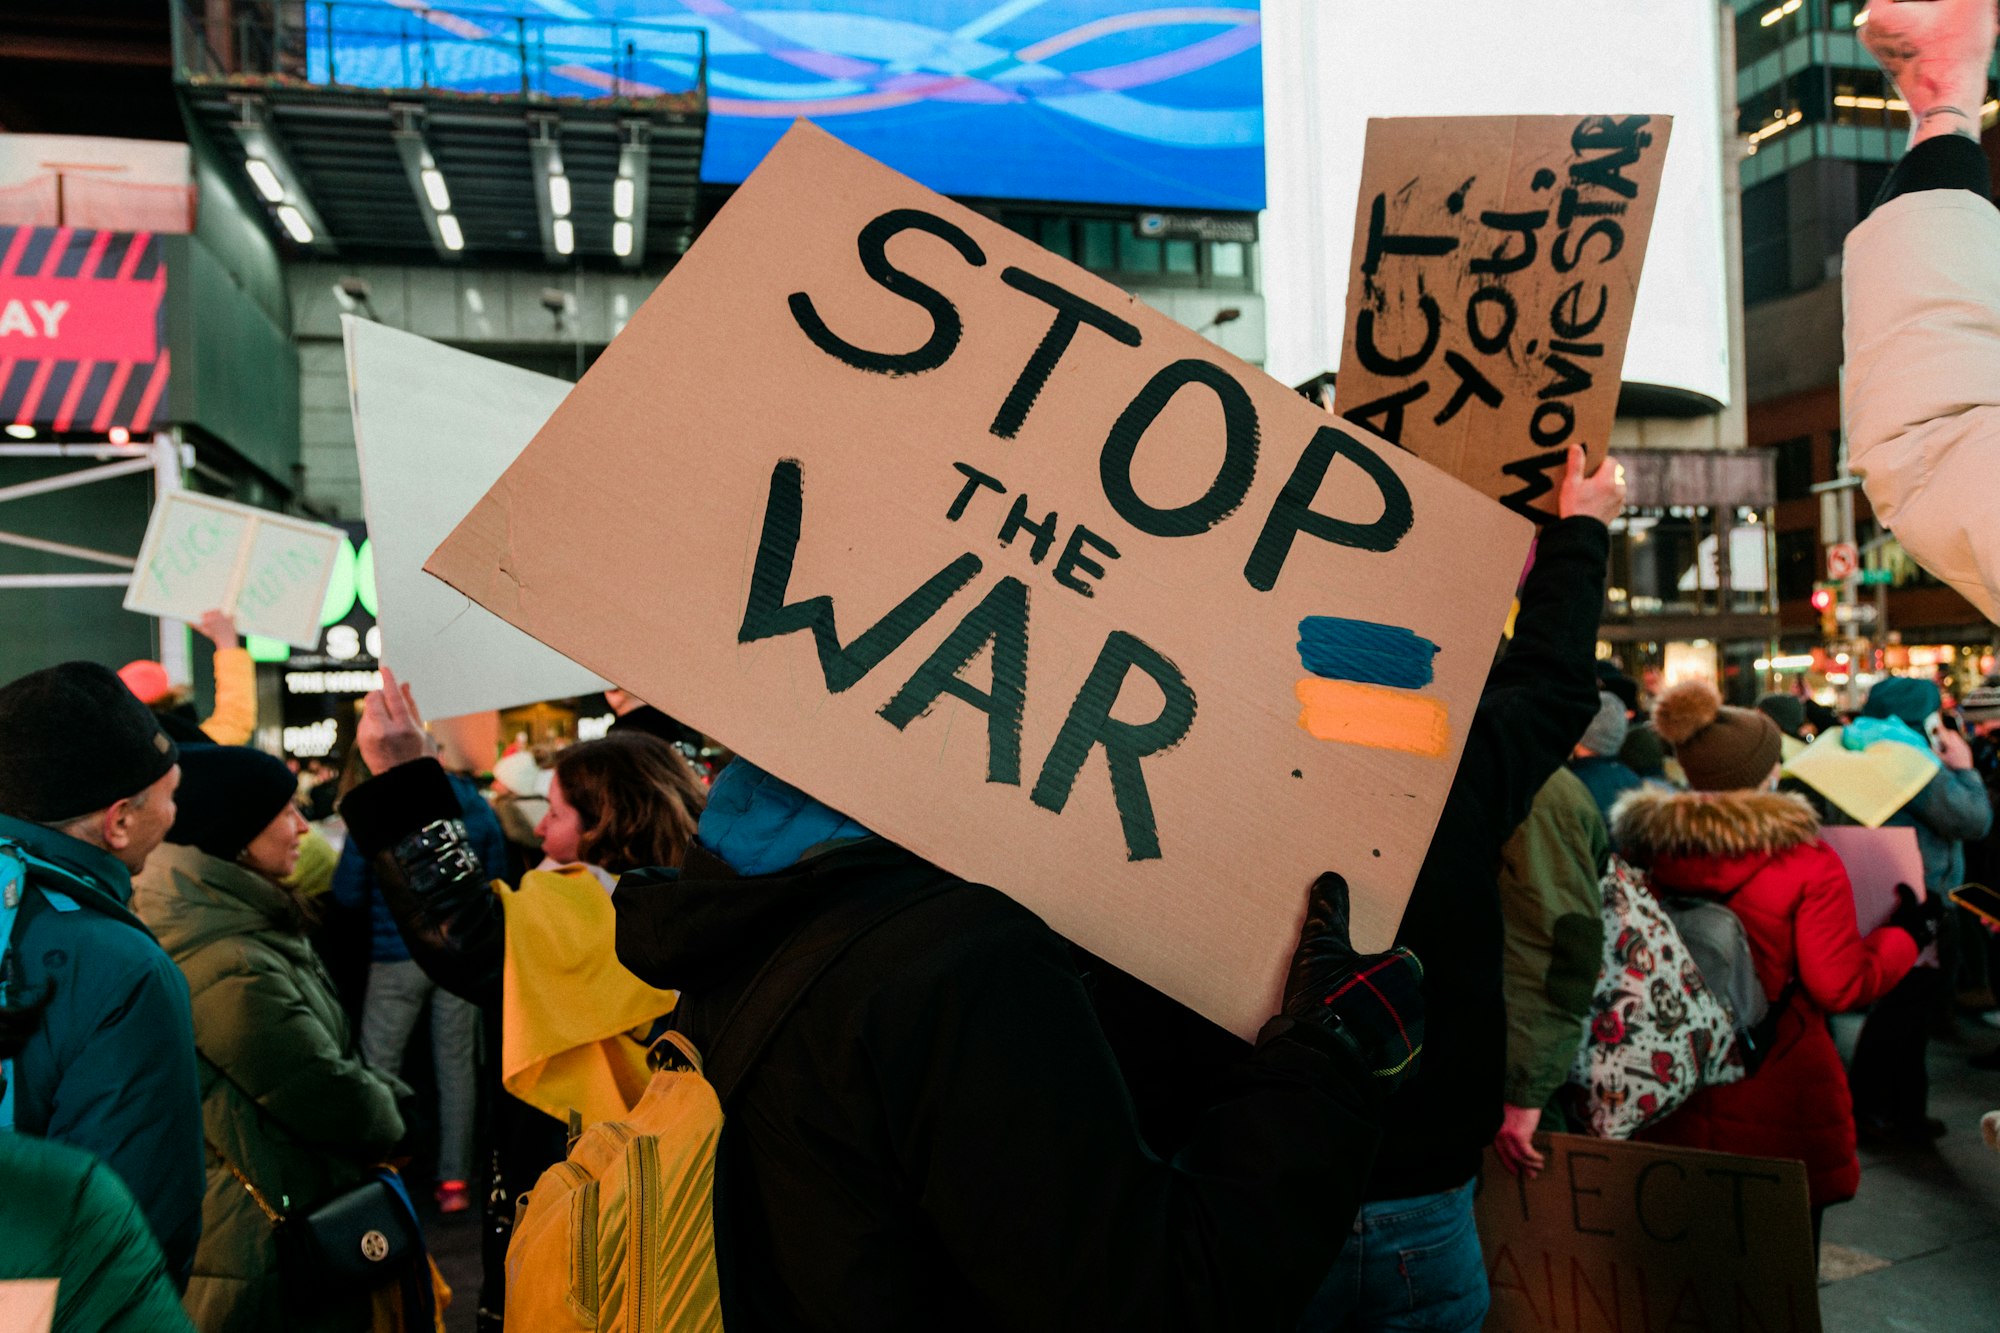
[498,867,678,1126]
[1783,727,1940,828]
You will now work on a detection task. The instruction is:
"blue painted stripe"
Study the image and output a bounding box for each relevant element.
[1296,617,1440,690]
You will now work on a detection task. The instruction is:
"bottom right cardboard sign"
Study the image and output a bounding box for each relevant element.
[1477,1134,1821,1333]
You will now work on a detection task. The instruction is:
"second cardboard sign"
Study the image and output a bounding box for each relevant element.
[1334,115,1671,523]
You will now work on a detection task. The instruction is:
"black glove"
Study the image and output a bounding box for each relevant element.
[1265,872,1425,1092]
[1888,883,1941,950]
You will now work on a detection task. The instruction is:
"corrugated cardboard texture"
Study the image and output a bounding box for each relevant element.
[1333,115,1671,524]
[427,122,1533,1041]
[1477,1136,1821,1333]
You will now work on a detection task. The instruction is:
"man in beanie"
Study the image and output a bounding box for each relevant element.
[1839,675,1992,1140]
[0,662,204,1285]
[1570,689,1643,820]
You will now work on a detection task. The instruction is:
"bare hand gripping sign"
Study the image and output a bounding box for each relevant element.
[1334,116,1671,524]
[427,123,1533,1039]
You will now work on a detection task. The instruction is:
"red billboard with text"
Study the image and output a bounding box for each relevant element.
[0,225,170,434]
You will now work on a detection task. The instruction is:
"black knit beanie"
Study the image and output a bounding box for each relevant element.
[168,746,299,860]
[0,662,179,823]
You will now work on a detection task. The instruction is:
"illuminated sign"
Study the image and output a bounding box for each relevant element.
[307,2,1265,210]
[0,227,171,431]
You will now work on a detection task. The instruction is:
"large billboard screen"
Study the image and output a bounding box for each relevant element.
[1260,1,1733,409]
[307,1,1265,210]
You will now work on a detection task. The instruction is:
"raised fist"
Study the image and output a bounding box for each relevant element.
[1862,0,1998,142]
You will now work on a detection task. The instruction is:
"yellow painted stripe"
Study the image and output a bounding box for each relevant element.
[1295,679,1450,757]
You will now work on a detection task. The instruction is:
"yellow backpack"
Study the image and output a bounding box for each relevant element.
[502,869,951,1331]
[504,1031,725,1332]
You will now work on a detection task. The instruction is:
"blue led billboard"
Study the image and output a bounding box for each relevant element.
[306,1,1264,210]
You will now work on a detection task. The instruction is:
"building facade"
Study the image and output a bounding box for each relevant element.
[1734,0,2000,700]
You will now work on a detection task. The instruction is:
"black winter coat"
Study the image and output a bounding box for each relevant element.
[1087,517,1610,1202]
[612,840,1386,1333]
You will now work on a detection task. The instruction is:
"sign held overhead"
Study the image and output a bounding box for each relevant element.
[427,122,1533,1041]
[344,317,608,720]
[125,492,344,649]
[1333,116,1671,523]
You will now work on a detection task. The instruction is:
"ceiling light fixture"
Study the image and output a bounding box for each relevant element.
[245,157,285,203]
[421,167,451,212]
[276,205,315,244]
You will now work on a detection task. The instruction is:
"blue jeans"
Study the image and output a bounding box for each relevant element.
[1299,1180,1488,1333]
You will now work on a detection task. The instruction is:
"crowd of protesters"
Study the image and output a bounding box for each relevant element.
[5,2,2000,1330]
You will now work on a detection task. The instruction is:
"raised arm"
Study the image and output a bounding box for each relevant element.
[339,669,507,1006]
[1465,446,1621,839]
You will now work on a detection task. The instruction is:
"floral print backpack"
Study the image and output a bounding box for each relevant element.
[1566,856,1743,1138]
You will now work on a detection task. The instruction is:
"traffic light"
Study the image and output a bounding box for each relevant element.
[1812,585,1838,640]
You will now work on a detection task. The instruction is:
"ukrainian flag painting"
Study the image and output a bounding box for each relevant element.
[1292,616,1450,758]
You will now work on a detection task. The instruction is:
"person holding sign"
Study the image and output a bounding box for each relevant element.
[1845,0,2000,625]
[342,688,700,1332]
[341,682,1427,1329]
[117,611,258,747]
[1292,445,1621,1333]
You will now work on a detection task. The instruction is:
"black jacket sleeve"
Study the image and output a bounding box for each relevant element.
[1463,516,1612,846]
[867,899,1382,1331]
[1877,132,1992,209]
[339,758,506,1006]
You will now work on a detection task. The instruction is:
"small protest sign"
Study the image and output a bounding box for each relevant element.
[0,1280,57,1333]
[1477,1136,1821,1333]
[1333,116,1671,523]
[1783,725,1940,828]
[344,317,608,719]
[125,492,343,649]
[1818,824,1925,934]
[427,122,1534,1040]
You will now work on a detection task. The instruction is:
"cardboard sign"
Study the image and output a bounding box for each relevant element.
[1818,824,1925,934]
[0,1280,57,1333]
[427,123,1534,1040]
[344,318,609,719]
[125,492,343,649]
[1783,726,1939,828]
[1477,1136,1821,1333]
[1333,116,1671,523]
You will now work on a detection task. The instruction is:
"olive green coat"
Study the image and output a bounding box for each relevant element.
[1497,766,1609,1113]
[134,843,405,1333]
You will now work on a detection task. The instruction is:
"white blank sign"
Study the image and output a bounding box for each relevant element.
[343,316,608,719]
[125,492,343,648]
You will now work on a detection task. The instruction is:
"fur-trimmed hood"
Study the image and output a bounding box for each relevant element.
[1611,787,1820,862]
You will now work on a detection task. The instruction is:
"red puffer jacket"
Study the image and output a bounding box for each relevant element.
[1611,788,1918,1206]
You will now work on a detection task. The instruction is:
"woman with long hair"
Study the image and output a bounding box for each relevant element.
[337,673,706,1332]
[536,731,707,879]
[132,745,412,1332]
